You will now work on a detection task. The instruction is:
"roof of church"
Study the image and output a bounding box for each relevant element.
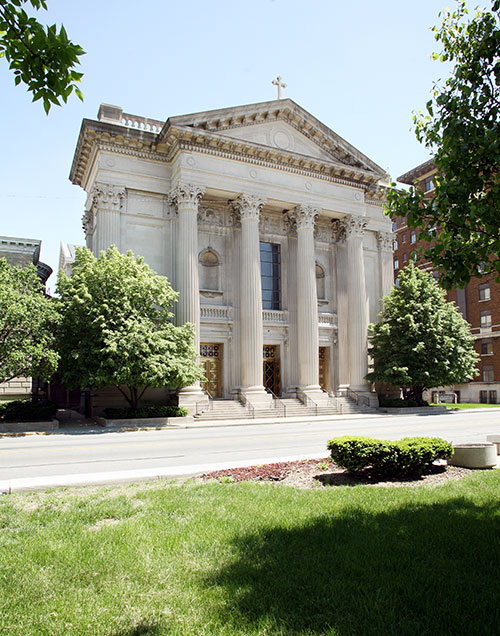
[70,99,388,196]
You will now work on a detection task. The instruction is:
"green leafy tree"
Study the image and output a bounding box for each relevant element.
[366,263,479,402]
[0,0,84,113]
[56,246,204,410]
[386,0,500,288]
[0,257,59,384]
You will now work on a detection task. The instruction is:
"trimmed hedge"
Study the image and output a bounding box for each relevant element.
[0,400,57,422]
[327,435,453,477]
[103,405,188,419]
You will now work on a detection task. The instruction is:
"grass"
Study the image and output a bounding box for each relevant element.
[443,402,500,410]
[1,472,500,635]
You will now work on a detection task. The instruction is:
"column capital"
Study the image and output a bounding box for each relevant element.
[339,214,367,239]
[231,193,266,222]
[82,209,94,238]
[376,231,395,252]
[168,182,206,209]
[91,183,125,211]
[292,204,320,230]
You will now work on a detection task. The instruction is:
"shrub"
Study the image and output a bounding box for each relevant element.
[327,435,453,477]
[378,398,429,408]
[103,405,188,419]
[0,400,57,422]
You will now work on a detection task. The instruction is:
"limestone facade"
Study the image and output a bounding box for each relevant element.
[70,99,393,409]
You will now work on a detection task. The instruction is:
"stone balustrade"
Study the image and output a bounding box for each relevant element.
[262,310,288,323]
[318,312,338,327]
[200,305,233,321]
[121,112,164,133]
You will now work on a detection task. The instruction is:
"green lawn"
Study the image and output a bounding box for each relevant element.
[444,402,500,410]
[1,472,500,635]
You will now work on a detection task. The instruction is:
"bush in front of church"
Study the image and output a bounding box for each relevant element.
[56,246,205,411]
[103,405,188,419]
[366,263,479,403]
[327,435,453,477]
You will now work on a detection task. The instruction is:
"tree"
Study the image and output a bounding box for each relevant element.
[386,1,500,289]
[56,246,204,410]
[0,257,59,384]
[0,0,84,113]
[366,263,479,402]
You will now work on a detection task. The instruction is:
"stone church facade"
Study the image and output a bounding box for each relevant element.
[70,99,393,412]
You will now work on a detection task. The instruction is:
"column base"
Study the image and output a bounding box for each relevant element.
[239,386,272,409]
[177,384,208,416]
[297,386,329,406]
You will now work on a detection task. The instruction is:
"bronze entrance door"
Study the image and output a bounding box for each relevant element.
[263,345,281,396]
[200,343,222,397]
[319,347,328,392]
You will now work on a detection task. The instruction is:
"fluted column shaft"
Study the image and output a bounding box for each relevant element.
[294,205,321,390]
[345,215,369,389]
[233,194,266,393]
[97,209,121,253]
[168,183,206,354]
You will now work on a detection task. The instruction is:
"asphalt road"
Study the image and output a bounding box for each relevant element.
[1,409,499,492]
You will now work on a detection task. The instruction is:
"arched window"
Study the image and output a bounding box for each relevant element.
[316,263,326,300]
[199,248,220,291]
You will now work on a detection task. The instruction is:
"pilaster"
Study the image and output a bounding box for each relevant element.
[91,183,125,254]
[377,231,394,300]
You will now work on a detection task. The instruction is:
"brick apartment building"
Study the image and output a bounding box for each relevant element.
[393,159,499,404]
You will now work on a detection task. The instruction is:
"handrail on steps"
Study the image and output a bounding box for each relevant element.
[301,393,318,416]
[195,389,214,415]
[328,392,341,414]
[237,389,255,419]
[265,388,286,418]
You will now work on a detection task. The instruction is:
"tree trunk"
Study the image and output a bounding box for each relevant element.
[413,386,424,403]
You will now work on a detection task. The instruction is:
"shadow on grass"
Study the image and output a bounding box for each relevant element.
[204,496,500,636]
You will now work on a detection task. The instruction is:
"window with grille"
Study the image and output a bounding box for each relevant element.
[260,242,281,310]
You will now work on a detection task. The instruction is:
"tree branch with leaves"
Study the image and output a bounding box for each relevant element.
[0,0,84,113]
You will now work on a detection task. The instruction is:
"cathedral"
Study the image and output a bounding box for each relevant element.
[69,98,393,413]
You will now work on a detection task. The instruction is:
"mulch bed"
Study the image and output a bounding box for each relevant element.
[198,458,475,489]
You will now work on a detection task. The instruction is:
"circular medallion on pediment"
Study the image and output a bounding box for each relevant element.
[355,192,362,201]
[106,158,115,167]
[249,169,258,179]
[305,181,312,191]
[272,129,292,150]
[186,155,196,166]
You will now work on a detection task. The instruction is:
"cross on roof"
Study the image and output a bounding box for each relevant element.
[272,76,287,100]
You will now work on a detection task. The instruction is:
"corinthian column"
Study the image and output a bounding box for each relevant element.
[232,193,267,401]
[168,182,206,408]
[377,231,395,300]
[342,214,369,391]
[293,204,322,395]
[91,183,125,254]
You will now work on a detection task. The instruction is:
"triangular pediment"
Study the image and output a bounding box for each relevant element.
[164,99,387,177]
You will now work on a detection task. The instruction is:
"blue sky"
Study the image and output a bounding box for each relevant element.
[0,0,474,287]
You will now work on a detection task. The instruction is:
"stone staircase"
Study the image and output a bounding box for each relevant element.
[194,394,377,422]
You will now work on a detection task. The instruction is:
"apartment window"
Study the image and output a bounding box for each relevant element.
[428,224,437,236]
[483,365,494,383]
[393,239,398,251]
[394,258,399,270]
[392,220,397,232]
[411,251,418,263]
[424,176,434,192]
[410,231,417,244]
[481,340,493,355]
[395,278,400,288]
[432,270,439,282]
[402,253,407,263]
[479,283,490,301]
[260,242,281,310]
[480,390,488,403]
[489,390,497,404]
[402,233,406,243]
[480,311,492,328]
